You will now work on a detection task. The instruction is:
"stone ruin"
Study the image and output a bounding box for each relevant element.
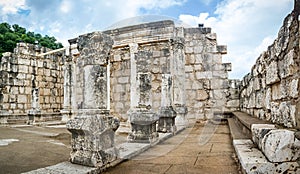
[0,0,299,173]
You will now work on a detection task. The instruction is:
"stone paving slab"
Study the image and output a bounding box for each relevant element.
[3,121,241,174]
[22,162,98,174]
[105,122,240,174]
[23,128,182,174]
[0,126,70,174]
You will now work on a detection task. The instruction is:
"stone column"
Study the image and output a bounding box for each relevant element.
[28,44,41,121]
[61,39,78,121]
[158,74,177,133]
[127,43,159,143]
[171,35,188,128]
[66,32,119,168]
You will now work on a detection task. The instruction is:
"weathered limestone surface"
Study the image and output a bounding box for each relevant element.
[183,27,235,119]
[252,124,300,162]
[61,39,77,121]
[66,32,119,167]
[261,129,300,162]
[127,46,159,143]
[104,20,237,124]
[67,113,118,167]
[157,74,176,133]
[0,43,64,123]
[239,3,300,128]
[234,139,300,174]
[251,124,276,150]
[170,33,187,127]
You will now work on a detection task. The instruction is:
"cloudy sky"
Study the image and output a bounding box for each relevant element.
[0,0,294,79]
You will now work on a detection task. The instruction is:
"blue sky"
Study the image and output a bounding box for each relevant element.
[0,0,294,79]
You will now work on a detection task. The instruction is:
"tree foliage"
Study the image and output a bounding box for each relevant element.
[0,22,63,57]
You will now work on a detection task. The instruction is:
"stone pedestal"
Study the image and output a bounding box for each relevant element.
[158,106,176,133]
[158,74,177,133]
[67,110,118,167]
[128,110,159,143]
[174,105,188,127]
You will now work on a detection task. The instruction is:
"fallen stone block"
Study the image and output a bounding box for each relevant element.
[233,139,300,174]
[261,129,300,162]
[251,124,276,149]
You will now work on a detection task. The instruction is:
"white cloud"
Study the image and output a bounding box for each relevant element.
[11,0,186,46]
[179,13,216,27]
[60,0,73,14]
[179,0,293,79]
[0,0,27,14]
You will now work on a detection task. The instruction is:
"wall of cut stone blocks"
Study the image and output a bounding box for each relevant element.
[239,9,300,128]
[109,45,174,121]
[105,21,237,121]
[183,27,236,119]
[0,43,64,119]
[110,48,131,120]
[0,20,239,123]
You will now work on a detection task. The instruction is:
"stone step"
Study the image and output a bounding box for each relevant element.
[227,118,250,140]
[34,120,66,127]
[7,119,28,125]
[233,139,300,174]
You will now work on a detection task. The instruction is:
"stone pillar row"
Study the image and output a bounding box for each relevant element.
[65,32,187,167]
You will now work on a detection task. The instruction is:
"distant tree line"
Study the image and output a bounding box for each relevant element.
[0,22,63,57]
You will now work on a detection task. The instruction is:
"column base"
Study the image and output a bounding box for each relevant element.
[127,110,159,144]
[66,113,119,167]
[157,106,177,133]
[60,109,73,122]
[28,109,41,123]
[174,105,188,128]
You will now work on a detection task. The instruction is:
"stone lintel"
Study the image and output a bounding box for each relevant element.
[68,38,78,45]
[103,20,175,36]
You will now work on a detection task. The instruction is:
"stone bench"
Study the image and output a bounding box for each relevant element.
[231,111,269,138]
[227,118,250,139]
[227,111,300,173]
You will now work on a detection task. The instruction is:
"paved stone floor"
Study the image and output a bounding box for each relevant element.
[0,121,241,174]
[105,121,241,174]
[0,125,71,174]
